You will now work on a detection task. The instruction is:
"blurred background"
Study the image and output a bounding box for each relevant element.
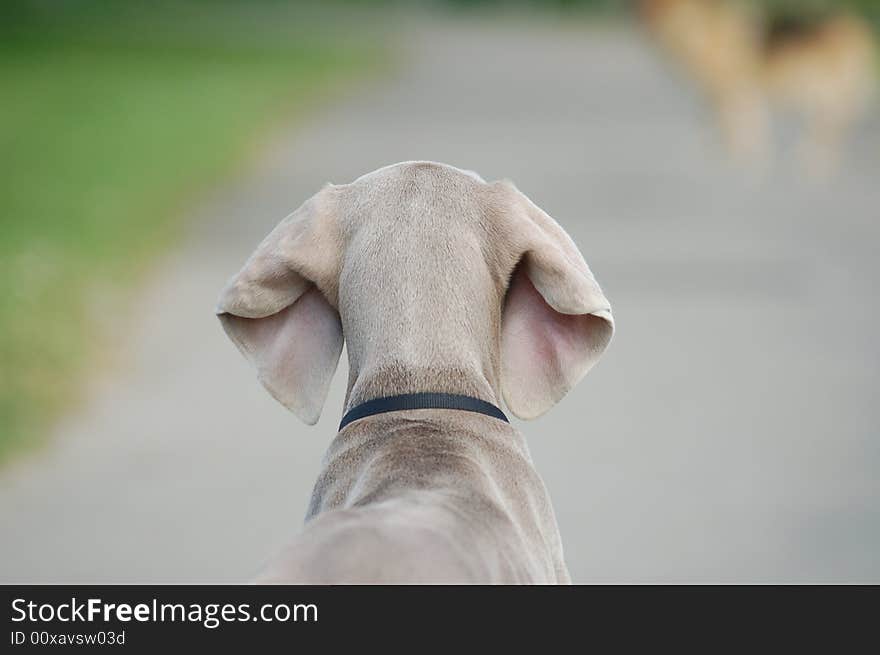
[0,0,877,582]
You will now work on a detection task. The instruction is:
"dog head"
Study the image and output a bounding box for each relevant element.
[217,162,613,425]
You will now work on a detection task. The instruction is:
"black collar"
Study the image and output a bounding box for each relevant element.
[339,392,508,431]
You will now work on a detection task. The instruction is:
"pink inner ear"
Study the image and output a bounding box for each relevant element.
[501,269,608,420]
[220,286,343,424]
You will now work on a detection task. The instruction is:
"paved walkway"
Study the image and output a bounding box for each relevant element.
[1,20,878,582]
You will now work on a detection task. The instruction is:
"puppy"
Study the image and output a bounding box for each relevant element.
[217,162,614,583]
[639,0,876,176]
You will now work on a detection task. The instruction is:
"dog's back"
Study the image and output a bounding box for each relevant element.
[762,13,876,114]
[256,412,568,584]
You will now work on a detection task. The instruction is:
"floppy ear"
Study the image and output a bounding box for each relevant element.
[215,186,343,425]
[498,182,614,420]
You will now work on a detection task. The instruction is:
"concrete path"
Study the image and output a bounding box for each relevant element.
[2,20,878,583]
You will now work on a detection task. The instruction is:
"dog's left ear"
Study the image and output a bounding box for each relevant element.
[494,181,614,420]
[215,185,343,425]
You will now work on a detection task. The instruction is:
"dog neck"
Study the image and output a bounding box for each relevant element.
[344,359,500,415]
[337,228,508,416]
[340,293,504,413]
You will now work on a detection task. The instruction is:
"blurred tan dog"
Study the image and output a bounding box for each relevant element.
[639,0,876,176]
[217,162,613,583]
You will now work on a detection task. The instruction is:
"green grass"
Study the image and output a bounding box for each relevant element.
[0,2,385,463]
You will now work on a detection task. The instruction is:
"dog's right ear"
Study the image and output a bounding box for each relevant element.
[494,181,614,421]
[216,185,344,425]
